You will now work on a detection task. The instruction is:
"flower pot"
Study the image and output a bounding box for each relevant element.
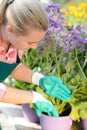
[40,114,72,130]
[82,118,87,130]
[22,104,40,123]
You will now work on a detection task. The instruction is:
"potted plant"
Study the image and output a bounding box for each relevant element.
[5,3,87,130]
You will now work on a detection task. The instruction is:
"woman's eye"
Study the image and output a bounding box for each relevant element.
[28,42,32,45]
[28,42,37,45]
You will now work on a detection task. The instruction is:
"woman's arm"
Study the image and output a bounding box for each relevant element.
[11,63,33,83]
[1,86,33,104]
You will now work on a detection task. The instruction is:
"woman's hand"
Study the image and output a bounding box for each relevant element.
[32,72,71,100]
[39,76,71,100]
[31,91,59,117]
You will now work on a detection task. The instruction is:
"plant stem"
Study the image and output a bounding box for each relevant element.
[75,48,86,79]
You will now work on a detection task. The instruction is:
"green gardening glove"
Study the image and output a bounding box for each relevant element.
[32,72,71,100]
[39,76,71,100]
[31,91,59,117]
[33,101,58,117]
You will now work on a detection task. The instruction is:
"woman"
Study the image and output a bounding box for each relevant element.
[0,0,71,117]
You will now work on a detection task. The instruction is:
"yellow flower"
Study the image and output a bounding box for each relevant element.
[67,2,74,6]
[75,12,84,18]
[64,21,72,26]
[79,3,87,9]
[60,8,66,13]
[68,6,76,12]
[73,11,79,17]
[60,2,87,25]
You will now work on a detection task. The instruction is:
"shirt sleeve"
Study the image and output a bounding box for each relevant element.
[0,83,6,100]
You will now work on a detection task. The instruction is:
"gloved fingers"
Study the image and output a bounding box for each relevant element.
[46,86,71,100]
[50,109,59,117]
[56,87,71,100]
[43,76,63,84]
[34,102,51,117]
[40,104,59,118]
[35,108,42,117]
[33,103,42,117]
[60,84,71,94]
[43,102,59,117]
[52,91,69,100]
[36,109,58,118]
[46,87,71,100]
[44,106,55,117]
[50,76,63,83]
[34,101,59,118]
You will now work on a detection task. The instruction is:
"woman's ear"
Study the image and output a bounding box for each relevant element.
[6,25,13,35]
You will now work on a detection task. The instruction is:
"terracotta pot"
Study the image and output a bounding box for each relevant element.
[40,114,72,130]
[22,104,40,123]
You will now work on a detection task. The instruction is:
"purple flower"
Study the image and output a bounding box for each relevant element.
[39,4,87,53]
[45,4,61,13]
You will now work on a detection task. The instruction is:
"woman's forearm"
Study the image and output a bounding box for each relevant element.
[11,63,33,83]
[1,86,33,104]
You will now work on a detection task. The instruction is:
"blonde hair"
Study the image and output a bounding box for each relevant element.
[0,0,48,35]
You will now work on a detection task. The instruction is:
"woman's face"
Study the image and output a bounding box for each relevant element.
[8,29,46,51]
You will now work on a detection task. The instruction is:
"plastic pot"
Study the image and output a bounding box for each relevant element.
[82,118,87,130]
[40,114,72,130]
[22,104,40,123]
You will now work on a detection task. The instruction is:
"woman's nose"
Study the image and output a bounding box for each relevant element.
[31,43,38,49]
